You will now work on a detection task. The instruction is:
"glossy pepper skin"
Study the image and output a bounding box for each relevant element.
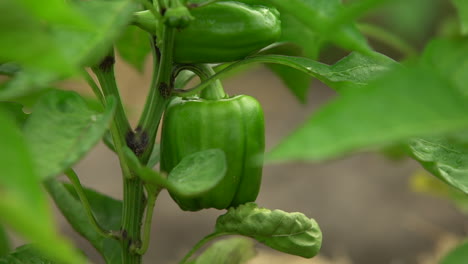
[174,1,281,63]
[160,95,265,211]
[133,2,281,63]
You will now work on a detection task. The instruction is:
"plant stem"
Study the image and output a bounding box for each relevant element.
[81,69,105,106]
[178,232,229,264]
[64,169,112,238]
[91,52,145,262]
[91,54,131,135]
[357,23,417,57]
[120,7,176,263]
[122,178,146,264]
[137,26,175,164]
[135,188,160,255]
[92,53,133,178]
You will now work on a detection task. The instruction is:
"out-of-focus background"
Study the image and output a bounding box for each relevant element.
[9,0,467,263]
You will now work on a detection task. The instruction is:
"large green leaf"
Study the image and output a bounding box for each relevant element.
[116,25,151,72]
[0,69,58,101]
[0,0,78,74]
[216,203,322,258]
[16,0,90,27]
[188,237,256,264]
[420,38,468,96]
[370,0,443,44]
[0,109,85,263]
[268,66,468,162]
[0,0,137,99]
[440,240,468,264]
[268,38,468,162]
[408,136,468,194]
[45,180,122,263]
[268,0,372,54]
[452,0,468,35]
[23,90,115,180]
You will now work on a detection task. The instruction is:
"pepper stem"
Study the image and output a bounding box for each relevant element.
[179,64,226,100]
[199,65,226,100]
[200,77,226,100]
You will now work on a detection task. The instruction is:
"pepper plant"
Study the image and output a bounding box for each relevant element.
[0,0,467,263]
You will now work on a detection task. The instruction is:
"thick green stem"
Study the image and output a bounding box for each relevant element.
[122,178,146,264]
[137,26,176,164]
[120,8,177,263]
[92,54,132,178]
[91,52,145,262]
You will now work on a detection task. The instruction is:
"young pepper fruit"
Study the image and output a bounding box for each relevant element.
[160,70,265,211]
[133,1,281,63]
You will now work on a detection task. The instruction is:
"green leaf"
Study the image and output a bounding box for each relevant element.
[0,0,77,75]
[325,52,396,90]
[0,69,57,101]
[420,38,468,96]
[59,0,138,68]
[0,225,10,257]
[23,90,116,180]
[269,0,372,54]
[0,109,86,264]
[45,180,122,264]
[369,0,441,44]
[452,0,468,35]
[267,64,468,162]
[440,240,468,264]
[408,136,468,194]
[63,183,122,231]
[263,13,323,102]
[127,147,227,198]
[185,53,395,98]
[16,0,90,27]
[216,203,322,258]
[0,245,55,264]
[167,149,227,197]
[0,102,27,126]
[116,26,151,72]
[0,0,137,94]
[189,237,256,264]
[272,13,322,102]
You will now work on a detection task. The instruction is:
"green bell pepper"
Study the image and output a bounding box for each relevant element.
[160,69,265,211]
[133,1,281,63]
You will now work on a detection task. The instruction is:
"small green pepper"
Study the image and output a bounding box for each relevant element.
[133,1,281,63]
[160,71,265,211]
